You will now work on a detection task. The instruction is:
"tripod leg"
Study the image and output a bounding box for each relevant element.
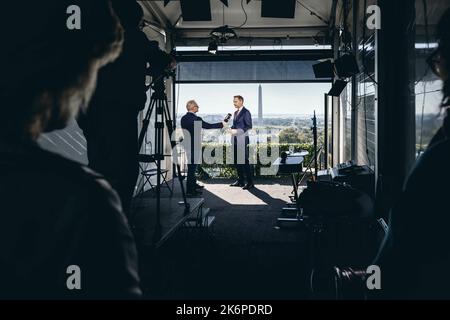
[138,99,156,152]
[137,88,192,246]
[153,157,162,243]
[162,96,190,215]
[152,99,167,243]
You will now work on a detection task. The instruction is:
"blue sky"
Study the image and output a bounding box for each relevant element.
[176,83,331,116]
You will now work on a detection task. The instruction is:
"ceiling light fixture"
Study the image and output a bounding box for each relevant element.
[210,25,237,44]
[207,3,238,54]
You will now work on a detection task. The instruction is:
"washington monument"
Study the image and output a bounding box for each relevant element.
[258,84,263,126]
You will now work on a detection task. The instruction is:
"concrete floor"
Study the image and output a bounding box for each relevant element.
[138,177,312,299]
[202,178,294,208]
[135,175,378,299]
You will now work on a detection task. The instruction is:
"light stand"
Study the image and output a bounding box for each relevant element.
[312,111,319,180]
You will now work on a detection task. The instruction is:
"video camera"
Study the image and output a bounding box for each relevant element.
[146,49,176,94]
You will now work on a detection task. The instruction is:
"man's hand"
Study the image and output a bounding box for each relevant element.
[230,129,238,136]
[222,121,229,128]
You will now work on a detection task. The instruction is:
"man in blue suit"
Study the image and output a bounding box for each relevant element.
[230,95,254,190]
[181,100,225,196]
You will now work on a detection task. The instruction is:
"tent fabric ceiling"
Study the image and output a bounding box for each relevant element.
[139,0,333,45]
[151,0,331,28]
[139,0,450,43]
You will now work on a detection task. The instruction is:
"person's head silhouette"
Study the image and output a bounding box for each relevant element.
[111,0,144,30]
[0,1,123,142]
[432,8,450,106]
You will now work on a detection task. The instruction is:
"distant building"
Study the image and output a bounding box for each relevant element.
[258,84,263,126]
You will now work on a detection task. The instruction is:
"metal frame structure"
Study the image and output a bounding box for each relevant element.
[173,49,333,85]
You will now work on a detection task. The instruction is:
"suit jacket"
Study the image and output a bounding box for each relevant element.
[232,107,252,133]
[180,112,223,163]
[231,107,252,147]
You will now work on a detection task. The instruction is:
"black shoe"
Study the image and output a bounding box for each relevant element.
[230,181,245,187]
[195,183,205,190]
[242,183,255,190]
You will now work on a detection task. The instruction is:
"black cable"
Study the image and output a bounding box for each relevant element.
[415,0,431,85]
[417,0,431,154]
[296,0,329,26]
[342,0,352,52]
[418,80,427,154]
[311,29,327,47]
[416,89,441,95]
[223,3,225,26]
[231,0,248,29]
[353,95,363,112]
[361,0,378,86]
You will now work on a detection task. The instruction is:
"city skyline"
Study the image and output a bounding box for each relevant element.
[176,83,332,117]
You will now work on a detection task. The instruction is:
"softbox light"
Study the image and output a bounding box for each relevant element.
[180,0,212,21]
[328,80,348,97]
[335,54,359,78]
[313,60,334,78]
[261,0,296,18]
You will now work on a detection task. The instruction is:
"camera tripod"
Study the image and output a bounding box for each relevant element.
[137,76,190,243]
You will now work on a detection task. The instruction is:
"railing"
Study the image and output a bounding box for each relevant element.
[198,143,315,178]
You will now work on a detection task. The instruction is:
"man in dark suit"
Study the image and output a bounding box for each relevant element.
[181,100,225,196]
[230,95,254,190]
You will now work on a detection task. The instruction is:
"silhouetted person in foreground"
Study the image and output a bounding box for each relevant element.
[77,1,174,216]
[375,8,450,299]
[77,0,145,217]
[0,1,141,299]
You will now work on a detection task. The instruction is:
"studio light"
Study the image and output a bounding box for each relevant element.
[179,0,212,21]
[313,54,360,80]
[210,25,237,44]
[313,60,334,78]
[334,54,359,78]
[261,0,296,18]
[328,80,348,97]
[206,3,238,54]
[312,54,360,97]
[208,40,218,54]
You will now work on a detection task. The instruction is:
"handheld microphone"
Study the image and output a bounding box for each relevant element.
[224,113,232,123]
